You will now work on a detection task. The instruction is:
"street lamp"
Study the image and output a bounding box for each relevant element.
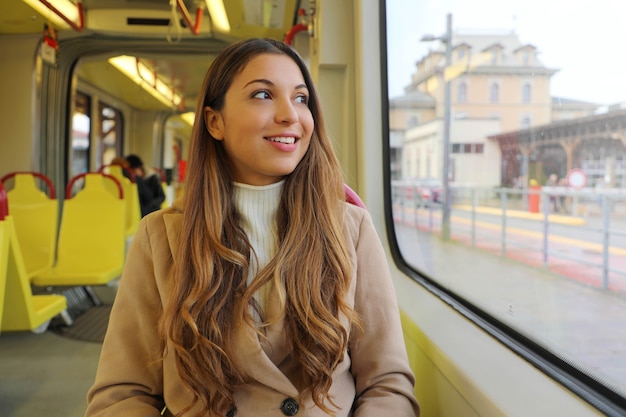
[421,13,452,241]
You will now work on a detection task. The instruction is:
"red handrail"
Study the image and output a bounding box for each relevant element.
[176,0,203,35]
[38,0,85,32]
[0,181,8,220]
[66,173,124,200]
[285,8,310,46]
[284,23,308,46]
[0,171,57,199]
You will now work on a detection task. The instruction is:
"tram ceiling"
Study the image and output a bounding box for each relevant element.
[76,51,219,112]
[0,1,301,37]
[1,0,303,111]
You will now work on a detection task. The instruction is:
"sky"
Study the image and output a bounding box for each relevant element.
[386,0,626,105]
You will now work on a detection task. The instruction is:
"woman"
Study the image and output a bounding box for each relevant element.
[85,38,419,417]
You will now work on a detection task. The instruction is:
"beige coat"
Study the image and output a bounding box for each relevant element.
[85,202,420,417]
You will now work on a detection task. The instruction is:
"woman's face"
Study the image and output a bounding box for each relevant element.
[205,53,314,186]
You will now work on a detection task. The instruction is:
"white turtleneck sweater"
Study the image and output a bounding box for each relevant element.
[233,180,284,314]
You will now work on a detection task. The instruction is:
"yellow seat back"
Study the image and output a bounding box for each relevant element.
[0,218,11,330]
[57,173,126,273]
[161,180,168,209]
[0,206,8,329]
[101,165,141,237]
[31,173,126,287]
[5,173,58,279]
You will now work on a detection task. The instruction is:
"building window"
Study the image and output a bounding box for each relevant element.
[491,50,498,65]
[522,83,532,103]
[490,83,499,103]
[452,143,484,154]
[407,115,418,127]
[458,49,465,60]
[521,115,532,128]
[458,82,467,103]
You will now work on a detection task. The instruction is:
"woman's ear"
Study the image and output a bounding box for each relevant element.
[204,106,224,140]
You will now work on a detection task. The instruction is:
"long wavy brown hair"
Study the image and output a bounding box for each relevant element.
[159,38,360,416]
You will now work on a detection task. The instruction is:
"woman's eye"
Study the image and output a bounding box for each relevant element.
[295,94,308,104]
[252,90,271,99]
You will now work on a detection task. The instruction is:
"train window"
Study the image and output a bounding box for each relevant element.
[71,92,91,177]
[71,90,125,174]
[385,0,626,413]
[97,102,123,167]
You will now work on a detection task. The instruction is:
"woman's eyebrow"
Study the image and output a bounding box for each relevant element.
[244,78,273,88]
[243,78,308,90]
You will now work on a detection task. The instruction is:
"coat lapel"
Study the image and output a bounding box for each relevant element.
[233,317,300,396]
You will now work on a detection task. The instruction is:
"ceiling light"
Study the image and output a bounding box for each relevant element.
[181,112,195,126]
[108,56,182,109]
[205,0,230,32]
[22,0,80,30]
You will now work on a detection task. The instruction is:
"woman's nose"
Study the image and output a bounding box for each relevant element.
[275,99,298,124]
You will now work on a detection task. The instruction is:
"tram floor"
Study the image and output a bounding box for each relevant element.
[0,285,116,417]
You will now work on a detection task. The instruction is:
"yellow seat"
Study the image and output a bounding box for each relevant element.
[0,183,8,328]
[1,172,58,279]
[0,228,6,329]
[0,181,66,333]
[100,164,141,238]
[32,173,126,287]
[160,180,168,209]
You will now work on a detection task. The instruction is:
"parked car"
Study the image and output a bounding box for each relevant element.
[414,178,442,205]
[392,178,444,207]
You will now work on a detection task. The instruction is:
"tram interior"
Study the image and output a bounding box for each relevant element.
[3,1,625,417]
[0,1,313,416]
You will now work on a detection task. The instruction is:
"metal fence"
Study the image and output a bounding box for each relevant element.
[391,181,626,290]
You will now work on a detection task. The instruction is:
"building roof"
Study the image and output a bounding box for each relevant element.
[389,90,435,108]
[423,31,551,68]
[552,96,598,106]
[453,32,521,52]
[488,109,626,145]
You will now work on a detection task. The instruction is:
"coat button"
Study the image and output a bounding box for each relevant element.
[280,398,299,416]
[226,406,237,417]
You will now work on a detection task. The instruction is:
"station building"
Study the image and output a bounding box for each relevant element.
[388,30,620,188]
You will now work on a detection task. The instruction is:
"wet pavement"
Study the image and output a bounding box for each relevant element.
[392,205,626,399]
